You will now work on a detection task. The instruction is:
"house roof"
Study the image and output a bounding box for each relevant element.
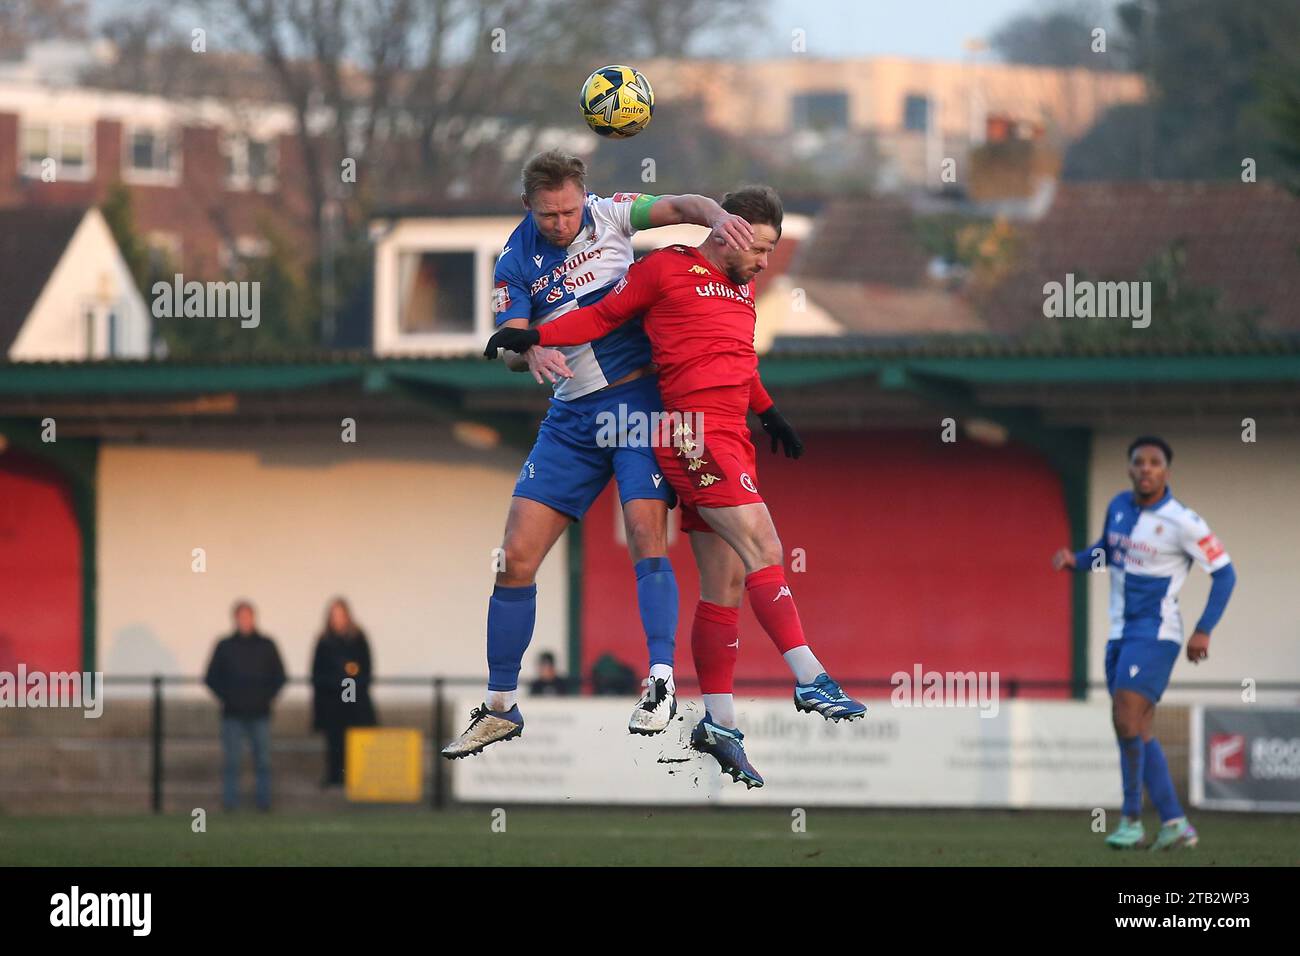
[0,206,86,353]
[980,180,1300,333]
[789,181,1300,335]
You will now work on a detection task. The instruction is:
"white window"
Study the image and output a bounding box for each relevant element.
[124,128,179,183]
[396,250,476,335]
[222,134,278,191]
[20,123,93,181]
[219,236,272,276]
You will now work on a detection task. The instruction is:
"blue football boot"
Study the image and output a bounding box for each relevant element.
[794,673,867,721]
[690,713,764,789]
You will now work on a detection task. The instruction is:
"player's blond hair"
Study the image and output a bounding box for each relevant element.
[522,150,587,199]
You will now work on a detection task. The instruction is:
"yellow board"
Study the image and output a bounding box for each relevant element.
[344,728,424,803]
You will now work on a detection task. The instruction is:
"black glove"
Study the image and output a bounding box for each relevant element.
[759,405,803,459]
[484,326,540,359]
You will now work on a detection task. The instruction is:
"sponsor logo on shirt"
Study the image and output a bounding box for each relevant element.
[611,192,641,202]
[545,286,564,304]
[530,274,550,295]
[492,282,510,314]
[1198,533,1225,561]
[613,275,628,295]
[694,281,753,307]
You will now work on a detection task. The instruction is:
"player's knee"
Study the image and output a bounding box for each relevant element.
[625,518,666,560]
[496,541,542,586]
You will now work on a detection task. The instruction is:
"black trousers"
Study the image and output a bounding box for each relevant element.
[323,725,346,784]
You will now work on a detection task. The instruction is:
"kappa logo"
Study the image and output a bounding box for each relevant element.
[740,472,757,494]
[688,264,710,275]
[774,585,792,602]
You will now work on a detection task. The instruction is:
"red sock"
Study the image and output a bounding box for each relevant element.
[745,565,807,653]
[691,601,740,694]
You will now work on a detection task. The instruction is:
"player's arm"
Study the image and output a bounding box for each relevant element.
[750,371,803,458]
[491,266,572,383]
[637,194,755,252]
[1180,516,1237,662]
[1053,504,1109,571]
[485,257,659,357]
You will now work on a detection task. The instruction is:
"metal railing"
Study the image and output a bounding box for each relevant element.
[13,674,1298,814]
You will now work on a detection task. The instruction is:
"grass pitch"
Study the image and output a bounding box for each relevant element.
[3,808,1297,866]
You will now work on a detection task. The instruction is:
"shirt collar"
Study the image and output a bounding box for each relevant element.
[1131,486,1172,511]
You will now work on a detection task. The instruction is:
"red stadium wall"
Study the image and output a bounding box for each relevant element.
[0,448,83,673]
[579,430,1072,696]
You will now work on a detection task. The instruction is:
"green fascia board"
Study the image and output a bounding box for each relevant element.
[2,351,1297,399]
[0,363,363,394]
[901,355,1300,384]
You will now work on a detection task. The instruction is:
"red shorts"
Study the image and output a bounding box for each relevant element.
[652,415,763,534]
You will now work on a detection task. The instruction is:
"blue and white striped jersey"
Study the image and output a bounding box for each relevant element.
[1075,487,1234,644]
[492,192,653,402]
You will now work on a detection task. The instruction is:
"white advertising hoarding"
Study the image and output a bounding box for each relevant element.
[451,697,1119,808]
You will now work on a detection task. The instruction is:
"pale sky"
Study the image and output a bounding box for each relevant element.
[758,0,1048,59]
[86,0,1091,62]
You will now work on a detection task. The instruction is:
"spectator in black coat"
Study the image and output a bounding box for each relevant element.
[204,600,287,810]
[311,597,377,787]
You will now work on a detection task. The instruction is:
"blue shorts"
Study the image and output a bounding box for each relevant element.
[512,374,672,521]
[1105,639,1180,703]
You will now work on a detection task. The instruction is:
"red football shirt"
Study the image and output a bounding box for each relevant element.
[535,245,772,419]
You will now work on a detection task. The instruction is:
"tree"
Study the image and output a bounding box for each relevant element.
[0,0,87,59]
[990,1,1126,70]
[1027,239,1261,347]
[1065,0,1300,181]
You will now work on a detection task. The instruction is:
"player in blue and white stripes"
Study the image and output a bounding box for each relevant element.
[1054,436,1237,850]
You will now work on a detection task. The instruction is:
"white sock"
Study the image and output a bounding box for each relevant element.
[649,663,674,687]
[783,646,825,684]
[702,693,737,728]
[486,689,517,712]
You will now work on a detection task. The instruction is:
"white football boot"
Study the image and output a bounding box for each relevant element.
[440,703,523,759]
[628,676,677,735]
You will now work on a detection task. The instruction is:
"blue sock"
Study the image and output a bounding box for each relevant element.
[1143,738,1183,822]
[634,557,678,669]
[1118,735,1145,818]
[486,584,537,692]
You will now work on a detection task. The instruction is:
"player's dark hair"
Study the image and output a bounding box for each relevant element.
[1128,435,1173,465]
[721,185,783,238]
[522,150,587,198]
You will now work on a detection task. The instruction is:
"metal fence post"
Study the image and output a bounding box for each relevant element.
[150,674,163,814]
[431,676,446,810]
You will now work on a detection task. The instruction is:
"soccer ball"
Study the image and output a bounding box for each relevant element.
[579,65,654,139]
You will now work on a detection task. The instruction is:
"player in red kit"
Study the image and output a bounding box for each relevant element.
[486,186,865,788]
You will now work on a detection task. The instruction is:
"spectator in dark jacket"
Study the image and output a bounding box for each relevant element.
[204,600,287,810]
[311,597,377,787]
